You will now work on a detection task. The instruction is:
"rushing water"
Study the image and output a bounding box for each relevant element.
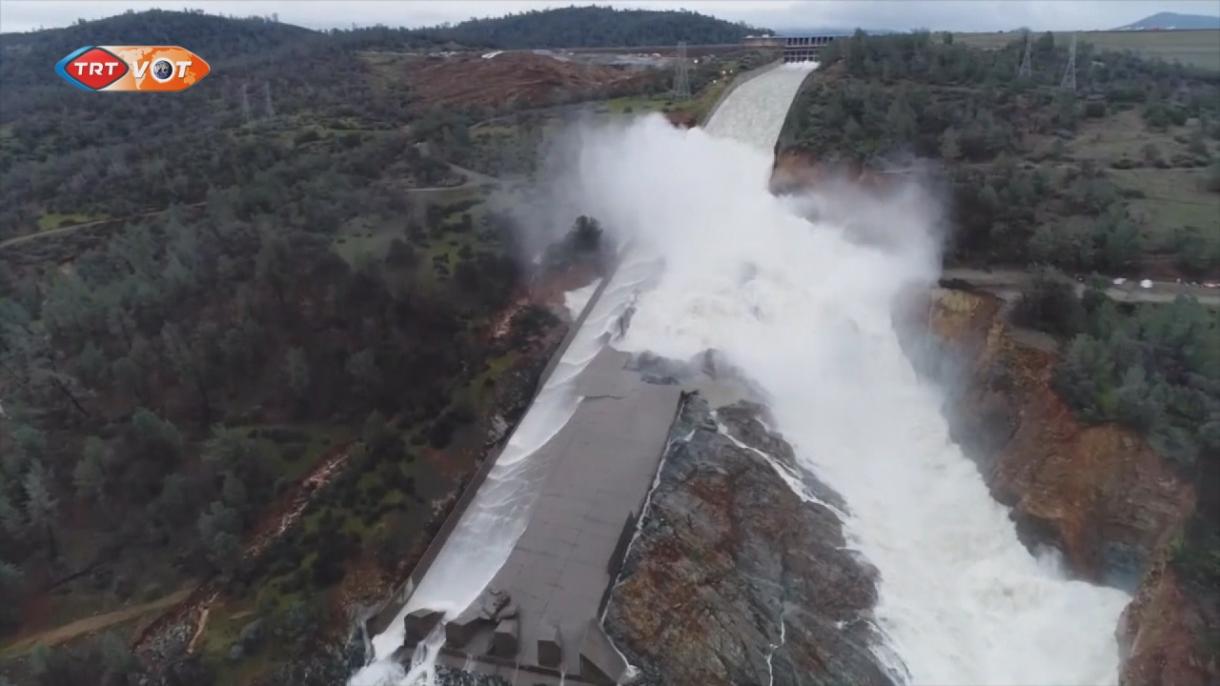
[353,62,1129,686]
[350,260,654,685]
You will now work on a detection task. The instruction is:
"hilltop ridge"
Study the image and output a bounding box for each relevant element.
[1115,12,1220,31]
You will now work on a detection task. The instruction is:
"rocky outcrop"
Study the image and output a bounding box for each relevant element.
[925,288,1194,587]
[924,287,1214,686]
[603,394,894,686]
[1118,556,1219,686]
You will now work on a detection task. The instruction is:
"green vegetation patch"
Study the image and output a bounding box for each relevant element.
[35,213,102,232]
[1110,167,1220,239]
[956,30,1220,72]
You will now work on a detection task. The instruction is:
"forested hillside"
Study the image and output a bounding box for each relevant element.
[782,31,1220,644]
[412,5,768,48]
[782,31,1220,274]
[0,8,651,685]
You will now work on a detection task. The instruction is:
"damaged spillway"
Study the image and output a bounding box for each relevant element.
[353,61,1130,686]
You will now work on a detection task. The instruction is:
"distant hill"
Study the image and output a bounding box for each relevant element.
[0,9,317,85]
[774,28,897,37]
[412,6,770,49]
[1115,12,1220,30]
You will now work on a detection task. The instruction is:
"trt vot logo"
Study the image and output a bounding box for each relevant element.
[55,46,210,92]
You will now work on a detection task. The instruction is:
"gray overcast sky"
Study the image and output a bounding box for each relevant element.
[1,0,1218,34]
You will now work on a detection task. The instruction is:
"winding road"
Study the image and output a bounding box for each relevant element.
[943,267,1220,306]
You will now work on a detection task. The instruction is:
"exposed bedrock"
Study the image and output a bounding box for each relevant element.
[918,287,1216,686]
[603,393,895,686]
[918,288,1194,587]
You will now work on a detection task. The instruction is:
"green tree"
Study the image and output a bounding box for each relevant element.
[203,426,259,470]
[1055,335,1116,421]
[1094,215,1140,271]
[0,558,23,631]
[283,347,311,401]
[571,215,603,251]
[221,472,248,511]
[1142,142,1163,166]
[130,408,183,464]
[885,93,918,142]
[1114,366,1160,431]
[0,489,23,540]
[1206,161,1220,193]
[1014,270,1085,336]
[23,460,58,553]
[940,127,961,161]
[73,437,109,503]
[346,348,380,398]
[977,183,1001,218]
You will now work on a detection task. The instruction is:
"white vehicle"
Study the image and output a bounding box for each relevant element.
[1139,279,1153,289]
[1112,277,1126,285]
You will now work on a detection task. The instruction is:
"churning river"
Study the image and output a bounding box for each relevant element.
[353,62,1129,686]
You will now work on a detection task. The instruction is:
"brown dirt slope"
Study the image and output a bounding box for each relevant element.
[382,52,648,111]
[926,287,1213,686]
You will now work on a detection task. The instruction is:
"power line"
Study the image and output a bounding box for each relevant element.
[263,80,275,118]
[1017,30,1032,80]
[239,82,251,123]
[673,41,691,100]
[1061,34,1077,93]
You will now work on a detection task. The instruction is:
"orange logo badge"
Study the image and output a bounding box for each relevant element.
[56,46,210,92]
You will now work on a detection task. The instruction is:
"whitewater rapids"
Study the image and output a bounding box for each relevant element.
[353,62,1129,686]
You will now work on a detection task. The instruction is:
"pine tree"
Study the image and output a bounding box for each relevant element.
[73,437,108,503]
[0,489,24,539]
[1115,366,1159,431]
[284,347,311,400]
[939,127,961,161]
[23,461,58,553]
[1056,335,1116,421]
[221,472,247,511]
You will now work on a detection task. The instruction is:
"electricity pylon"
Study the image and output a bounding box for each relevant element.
[1017,31,1032,79]
[1061,34,1077,92]
[264,81,275,118]
[240,82,251,123]
[673,41,691,100]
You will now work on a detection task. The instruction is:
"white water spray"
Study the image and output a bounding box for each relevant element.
[353,62,1129,686]
[559,63,1129,685]
[350,256,655,686]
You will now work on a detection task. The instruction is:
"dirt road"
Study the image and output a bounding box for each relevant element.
[1,587,192,656]
[0,202,206,252]
[942,267,1220,306]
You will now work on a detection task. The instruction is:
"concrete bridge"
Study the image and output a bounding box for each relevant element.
[743,34,840,61]
[781,35,840,62]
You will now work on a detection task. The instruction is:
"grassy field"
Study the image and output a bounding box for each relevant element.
[35,212,103,231]
[1051,107,1220,242]
[956,29,1220,71]
[1111,168,1220,242]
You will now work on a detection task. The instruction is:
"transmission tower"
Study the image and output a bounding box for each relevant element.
[263,81,275,118]
[1060,33,1077,93]
[673,41,691,100]
[239,82,251,123]
[1017,31,1032,79]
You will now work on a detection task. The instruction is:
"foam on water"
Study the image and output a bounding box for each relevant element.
[351,61,1129,686]
[351,252,656,685]
[566,63,1129,685]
